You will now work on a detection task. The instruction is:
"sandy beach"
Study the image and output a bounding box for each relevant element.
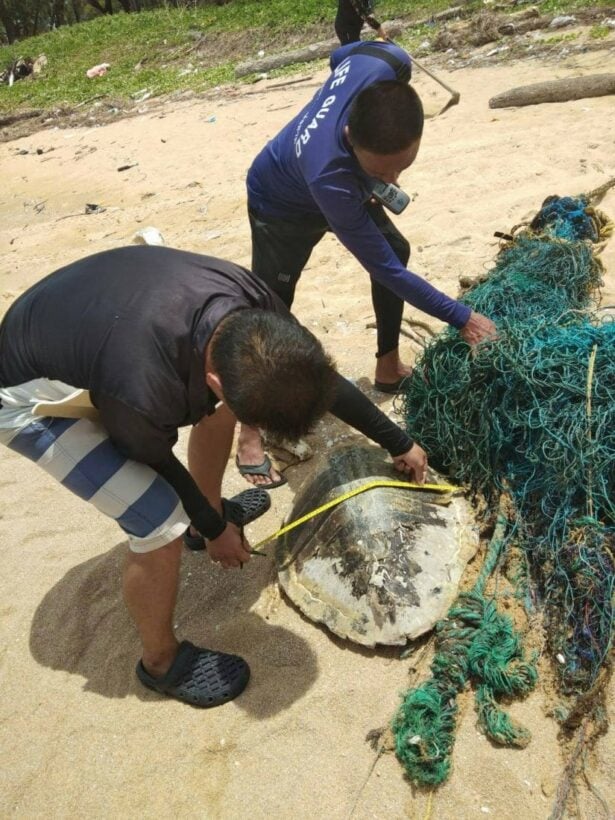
[0,38,614,819]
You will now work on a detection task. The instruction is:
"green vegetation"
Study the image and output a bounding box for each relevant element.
[589,23,612,39]
[537,0,613,11]
[541,31,579,43]
[0,0,609,116]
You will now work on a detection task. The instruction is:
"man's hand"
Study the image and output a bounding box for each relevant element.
[459,310,497,346]
[207,523,252,569]
[392,443,428,484]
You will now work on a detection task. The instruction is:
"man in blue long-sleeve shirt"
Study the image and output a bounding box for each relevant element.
[238,41,496,486]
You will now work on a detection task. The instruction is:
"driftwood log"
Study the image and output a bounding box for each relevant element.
[0,108,43,127]
[235,23,404,77]
[497,15,552,36]
[234,6,478,77]
[236,37,347,77]
[489,73,615,108]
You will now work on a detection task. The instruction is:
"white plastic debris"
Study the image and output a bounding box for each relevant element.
[32,54,48,76]
[132,227,165,246]
[549,15,576,28]
[280,437,312,461]
[486,46,509,57]
[86,62,110,78]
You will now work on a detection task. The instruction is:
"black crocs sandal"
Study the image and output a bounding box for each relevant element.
[222,487,271,527]
[136,640,250,707]
[183,527,207,551]
[183,487,271,552]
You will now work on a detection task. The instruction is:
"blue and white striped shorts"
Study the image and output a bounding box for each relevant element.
[0,379,189,553]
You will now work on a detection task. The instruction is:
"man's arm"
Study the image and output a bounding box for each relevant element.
[330,373,411,454]
[311,175,472,328]
[93,394,226,539]
[330,374,428,482]
[153,453,226,538]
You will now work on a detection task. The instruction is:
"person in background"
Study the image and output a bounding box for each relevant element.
[335,0,386,44]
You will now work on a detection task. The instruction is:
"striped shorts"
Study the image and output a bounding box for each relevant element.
[0,379,189,553]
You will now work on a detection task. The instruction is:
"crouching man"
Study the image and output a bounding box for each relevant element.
[0,245,427,708]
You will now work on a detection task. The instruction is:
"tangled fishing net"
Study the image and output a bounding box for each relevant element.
[393,193,614,789]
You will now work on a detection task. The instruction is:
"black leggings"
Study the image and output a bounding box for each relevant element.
[249,202,410,359]
[335,0,363,44]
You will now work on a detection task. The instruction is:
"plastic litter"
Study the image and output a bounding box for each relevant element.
[132,227,165,246]
[549,15,576,28]
[86,63,110,78]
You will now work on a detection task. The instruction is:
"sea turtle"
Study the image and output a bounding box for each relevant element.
[276,444,478,647]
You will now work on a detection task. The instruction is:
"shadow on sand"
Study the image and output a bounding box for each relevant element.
[29,539,318,718]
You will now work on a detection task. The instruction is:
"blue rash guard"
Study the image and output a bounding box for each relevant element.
[247,42,471,329]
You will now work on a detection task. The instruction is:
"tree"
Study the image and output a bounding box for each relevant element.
[83,0,114,14]
[0,0,229,43]
[0,1,19,42]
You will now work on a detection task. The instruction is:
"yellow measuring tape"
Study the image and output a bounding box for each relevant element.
[251,478,460,553]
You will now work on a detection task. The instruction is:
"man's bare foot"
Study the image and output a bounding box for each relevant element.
[374,348,412,391]
[236,423,286,487]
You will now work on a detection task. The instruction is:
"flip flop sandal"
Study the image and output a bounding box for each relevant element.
[136,640,250,708]
[373,376,410,395]
[183,487,271,552]
[235,454,288,489]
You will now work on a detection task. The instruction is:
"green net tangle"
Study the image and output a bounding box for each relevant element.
[393,194,614,787]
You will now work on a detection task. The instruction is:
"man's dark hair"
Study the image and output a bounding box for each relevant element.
[210,309,337,440]
[347,80,424,155]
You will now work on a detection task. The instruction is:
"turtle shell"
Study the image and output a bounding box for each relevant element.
[276,445,478,646]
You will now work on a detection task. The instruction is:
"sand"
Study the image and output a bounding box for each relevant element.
[0,41,614,819]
